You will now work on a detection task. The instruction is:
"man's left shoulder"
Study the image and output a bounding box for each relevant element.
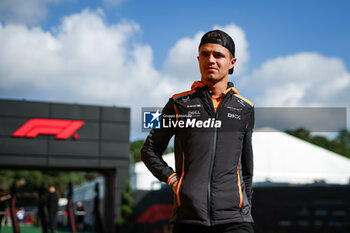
[231,93,254,108]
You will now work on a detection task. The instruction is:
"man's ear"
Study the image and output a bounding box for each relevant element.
[230,57,237,69]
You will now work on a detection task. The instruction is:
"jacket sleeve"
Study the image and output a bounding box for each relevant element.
[141,98,176,183]
[241,107,255,206]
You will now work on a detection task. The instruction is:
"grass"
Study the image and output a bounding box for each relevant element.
[1,225,96,233]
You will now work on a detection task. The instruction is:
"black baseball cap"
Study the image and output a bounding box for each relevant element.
[199,29,235,74]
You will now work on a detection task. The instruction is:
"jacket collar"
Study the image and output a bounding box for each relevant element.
[191,81,239,96]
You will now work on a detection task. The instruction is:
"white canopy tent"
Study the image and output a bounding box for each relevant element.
[131,128,350,190]
[253,128,350,184]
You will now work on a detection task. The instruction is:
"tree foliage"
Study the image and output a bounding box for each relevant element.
[0,170,99,196]
[0,138,173,196]
[286,128,350,159]
[130,140,145,163]
[117,179,133,232]
[130,139,174,164]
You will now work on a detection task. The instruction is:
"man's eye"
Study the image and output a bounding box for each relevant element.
[214,53,224,58]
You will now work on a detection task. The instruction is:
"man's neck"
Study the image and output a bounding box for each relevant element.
[201,79,228,95]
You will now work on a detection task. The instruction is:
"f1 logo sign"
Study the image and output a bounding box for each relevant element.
[12,118,85,140]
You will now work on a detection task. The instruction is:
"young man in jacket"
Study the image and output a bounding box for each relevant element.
[141,29,255,233]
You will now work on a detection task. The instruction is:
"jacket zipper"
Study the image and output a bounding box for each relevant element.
[206,91,231,226]
[207,122,217,226]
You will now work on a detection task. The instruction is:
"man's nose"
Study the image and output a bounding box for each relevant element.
[208,54,215,63]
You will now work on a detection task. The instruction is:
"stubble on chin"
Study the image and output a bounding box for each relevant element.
[204,75,224,84]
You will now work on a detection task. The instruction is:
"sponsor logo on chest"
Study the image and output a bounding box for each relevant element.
[228,113,241,120]
[188,110,201,117]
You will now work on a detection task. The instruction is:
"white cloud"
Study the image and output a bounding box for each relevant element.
[0,9,251,139]
[241,52,350,108]
[10,8,348,138]
[162,33,202,89]
[0,9,168,139]
[0,9,162,104]
[0,0,54,25]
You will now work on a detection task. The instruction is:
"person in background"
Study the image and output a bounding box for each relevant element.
[0,189,11,231]
[16,207,25,225]
[47,186,58,233]
[75,201,85,231]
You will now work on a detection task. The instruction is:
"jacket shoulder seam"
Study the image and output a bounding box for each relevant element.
[172,89,196,100]
[233,94,254,107]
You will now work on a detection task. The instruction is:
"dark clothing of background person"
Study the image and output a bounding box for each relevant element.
[0,191,11,231]
[0,199,7,230]
[47,189,58,233]
[76,203,85,230]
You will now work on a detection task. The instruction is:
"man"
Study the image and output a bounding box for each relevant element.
[141,29,254,233]
[0,189,11,231]
[16,207,25,225]
[47,186,58,233]
[75,201,85,230]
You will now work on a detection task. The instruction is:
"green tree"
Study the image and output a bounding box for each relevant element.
[286,128,350,159]
[130,139,174,164]
[333,129,350,158]
[286,128,311,141]
[117,179,133,232]
[130,140,145,163]
[0,170,93,196]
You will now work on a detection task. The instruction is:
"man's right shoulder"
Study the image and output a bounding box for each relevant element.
[172,89,197,101]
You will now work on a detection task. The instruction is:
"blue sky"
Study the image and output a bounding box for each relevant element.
[0,0,349,140]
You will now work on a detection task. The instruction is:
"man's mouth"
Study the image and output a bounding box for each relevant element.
[207,67,217,72]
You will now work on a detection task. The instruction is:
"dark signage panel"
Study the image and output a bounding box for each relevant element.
[0,99,130,233]
[0,99,130,169]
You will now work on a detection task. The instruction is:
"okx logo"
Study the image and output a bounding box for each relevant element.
[142,108,162,130]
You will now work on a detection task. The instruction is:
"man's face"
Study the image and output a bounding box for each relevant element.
[197,43,236,84]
